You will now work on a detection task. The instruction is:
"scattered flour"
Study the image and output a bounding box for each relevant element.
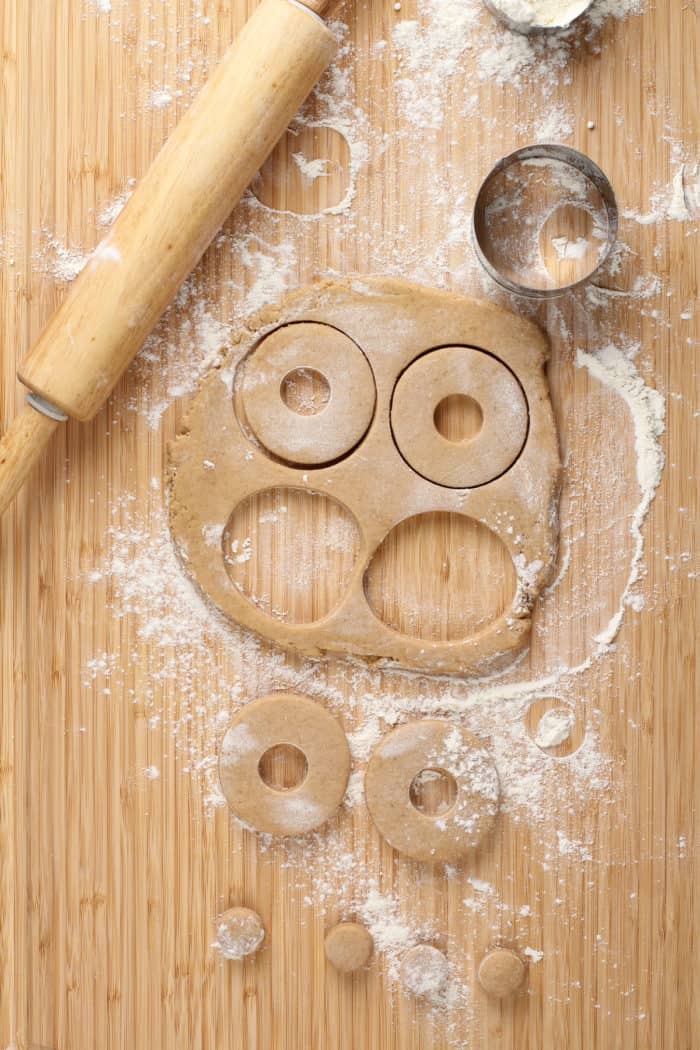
[292,152,331,181]
[532,102,575,141]
[552,235,592,260]
[130,279,232,428]
[576,344,666,645]
[535,707,575,748]
[360,886,421,964]
[48,241,89,282]
[390,0,645,127]
[623,162,700,224]
[149,89,174,110]
[98,188,133,227]
[228,231,299,319]
[667,163,700,221]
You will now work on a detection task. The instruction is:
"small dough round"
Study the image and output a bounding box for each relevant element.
[240,322,376,465]
[390,346,528,488]
[477,947,527,998]
[365,720,500,863]
[215,907,265,960]
[401,945,449,999]
[324,922,374,972]
[219,693,351,836]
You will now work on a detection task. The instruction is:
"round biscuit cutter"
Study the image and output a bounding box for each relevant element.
[484,0,593,34]
[472,144,618,299]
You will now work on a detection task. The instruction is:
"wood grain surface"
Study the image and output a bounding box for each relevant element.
[1,1,698,1049]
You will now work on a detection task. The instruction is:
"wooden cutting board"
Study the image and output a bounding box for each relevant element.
[1,1,698,1048]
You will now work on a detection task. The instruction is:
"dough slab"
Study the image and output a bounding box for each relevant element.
[168,277,561,676]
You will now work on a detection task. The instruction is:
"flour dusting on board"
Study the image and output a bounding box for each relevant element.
[535,707,575,748]
[49,0,699,1039]
[43,239,89,282]
[389,0,645,127]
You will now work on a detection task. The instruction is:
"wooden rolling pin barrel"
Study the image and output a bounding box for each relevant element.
[0,0,336,516]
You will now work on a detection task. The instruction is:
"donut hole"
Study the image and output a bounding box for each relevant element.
[409,767,458,817]
[280,367,331,416]
[433,394,483,443]
[258,744,309,792]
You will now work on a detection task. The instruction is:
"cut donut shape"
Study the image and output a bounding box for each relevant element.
[365,720,500,864]
[390,347,528,488]
[219,693,351,836]
[239,322,376,466]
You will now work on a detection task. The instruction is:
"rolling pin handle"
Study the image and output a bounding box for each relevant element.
[0,402,63,517]
[1,0,337,518]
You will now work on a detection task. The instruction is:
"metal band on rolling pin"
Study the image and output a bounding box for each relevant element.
[25,393,69,423]
[287,0,328,24]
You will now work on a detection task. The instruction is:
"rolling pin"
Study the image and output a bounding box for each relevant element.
[0,0,336,516]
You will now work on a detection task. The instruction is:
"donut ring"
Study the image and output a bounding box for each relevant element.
[365,720,500,863]
[390,346,528,488]
[240,322,376,466]
[219,692,351,835]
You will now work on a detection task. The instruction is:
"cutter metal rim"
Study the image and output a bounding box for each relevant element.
[472,143,618,300]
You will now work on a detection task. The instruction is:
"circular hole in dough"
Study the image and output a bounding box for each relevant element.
[408,767,458,817]
[433,394,483,443]
[258,743,309,792]
[364,512,516,642]
[251,124,351,216]
[223,487,361,625]
[280,367,331,416]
